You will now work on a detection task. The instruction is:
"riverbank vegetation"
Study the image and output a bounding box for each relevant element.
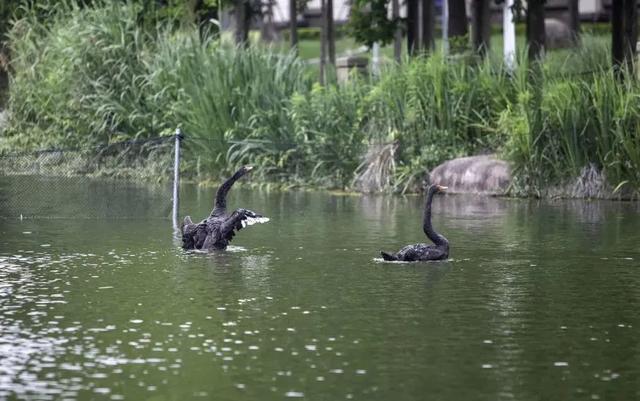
[1,2,639,197]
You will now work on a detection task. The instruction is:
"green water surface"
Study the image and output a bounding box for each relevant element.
[1,176,639,401]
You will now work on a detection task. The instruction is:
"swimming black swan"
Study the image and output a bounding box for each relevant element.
[380,184,449,262]
[181,166,267,250]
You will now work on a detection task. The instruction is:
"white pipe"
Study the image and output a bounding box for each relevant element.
[503,0,516,71]
[442,0,449,55]
[372,42,380,76]
[172,128,183,231]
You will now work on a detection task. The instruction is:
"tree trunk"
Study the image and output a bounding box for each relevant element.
[327,0,335,66]
[526,0,545,61]
[421,0,435,52]
[392,0,402,62]
[261,0,278,42]
[568,0,580,43]
[289,0,298,52]
[407,0,419,56]
[471,0,490,56]
[612,0,624,69]
[623,0,638,72]
[320,0,327,84]
[448,0,468,52]
[234,0,250,46]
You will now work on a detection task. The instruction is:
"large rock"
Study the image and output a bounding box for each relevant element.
[429,155,511,195]
[0,110,7,134]
[546,18,574,49]
[336,56,368,83]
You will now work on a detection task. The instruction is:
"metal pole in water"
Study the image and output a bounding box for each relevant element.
[172,128,183,232]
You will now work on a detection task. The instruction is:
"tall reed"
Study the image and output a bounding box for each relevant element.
[6,1,162,148]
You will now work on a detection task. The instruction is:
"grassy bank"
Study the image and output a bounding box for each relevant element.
[1,2,638,197]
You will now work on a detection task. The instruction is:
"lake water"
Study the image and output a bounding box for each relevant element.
[1,176,640,400]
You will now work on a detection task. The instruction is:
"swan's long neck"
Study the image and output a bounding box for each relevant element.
[211,168,247,216]
[423,187,448,248]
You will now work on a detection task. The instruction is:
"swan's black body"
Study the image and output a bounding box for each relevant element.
[181,166,262,250]
[380,184,449,262]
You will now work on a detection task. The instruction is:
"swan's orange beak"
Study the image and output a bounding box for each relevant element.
[436,185,448,192]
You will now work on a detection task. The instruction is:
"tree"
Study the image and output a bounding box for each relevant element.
[568,0,579,43]
[622,0,638,72]
[392,0,401,61]
[421,0,435,52]
[612,0,638,73]
[290,0,298,51]
[471,0,491,57]
[526,0,545,61]
[234,0,251,46]
[407,0,419,55]
[348,0,399,48]
[448,0,468,51]
[320,0,336,83]
[612,0,624,69]
[320,0,326,83]
[611,0,638,76]
[326,0,335,65]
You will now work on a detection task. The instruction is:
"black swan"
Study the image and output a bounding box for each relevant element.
[380,184,449,262]
[181,166,267,250]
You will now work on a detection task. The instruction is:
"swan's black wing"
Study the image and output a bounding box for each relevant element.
[220,209,265,242]
[384,244,448,262]
[181,216,210,250]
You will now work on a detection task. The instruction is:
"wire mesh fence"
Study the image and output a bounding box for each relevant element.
[0,136,179,220]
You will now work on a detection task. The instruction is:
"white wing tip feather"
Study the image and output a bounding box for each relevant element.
[241,216,270,228]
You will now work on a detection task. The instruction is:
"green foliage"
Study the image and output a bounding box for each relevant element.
[288,82,368,187]
[3,0,640,196]
[167,42,311,177]
[497,39,640,195]
[3,0,313,178]
[363,54,511,191]
[347,0,398,48]
[1,1,20,39]
[5,1,162,148]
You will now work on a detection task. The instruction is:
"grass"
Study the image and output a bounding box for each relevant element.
[1,2,638,197]
[274,25,609,63]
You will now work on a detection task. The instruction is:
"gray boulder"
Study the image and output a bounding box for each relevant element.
[429,155,511,195]
[546,18,574,49]
[0,110,7,134]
